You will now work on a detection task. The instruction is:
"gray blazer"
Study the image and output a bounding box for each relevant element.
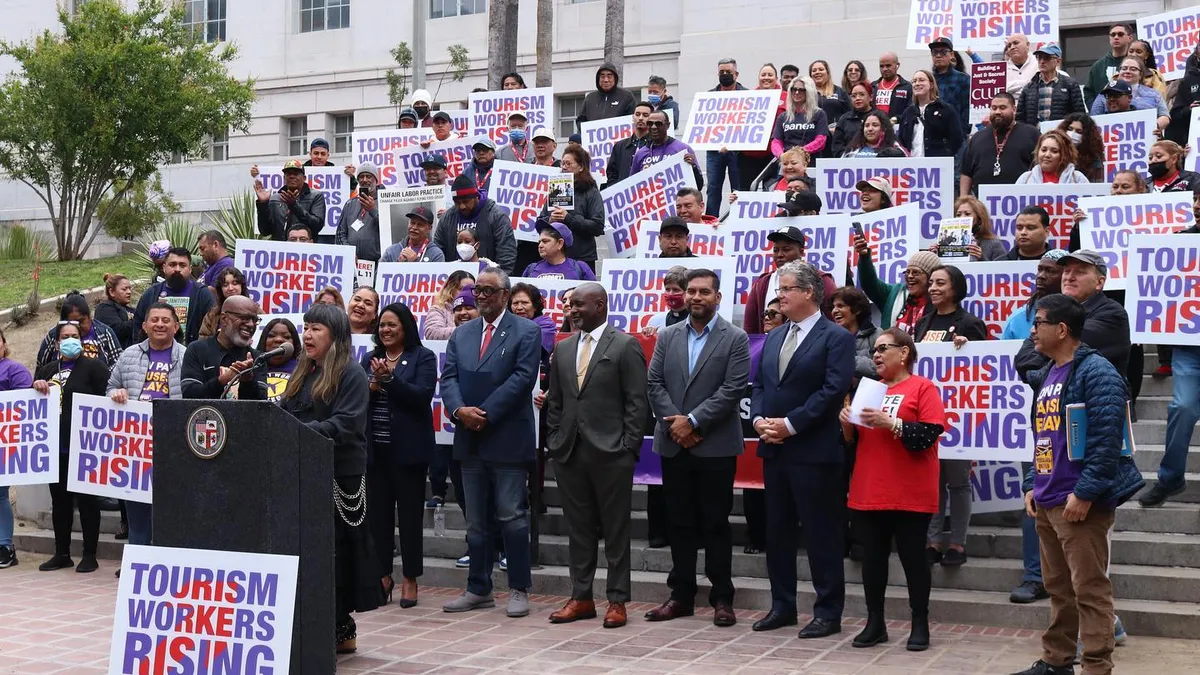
[545,324,648,462]
[647,315,750,459]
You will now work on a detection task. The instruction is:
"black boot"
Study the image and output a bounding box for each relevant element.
[852,611,888,647]
[907,612,930,651]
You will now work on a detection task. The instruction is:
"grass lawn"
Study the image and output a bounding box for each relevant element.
[0,253,143,309]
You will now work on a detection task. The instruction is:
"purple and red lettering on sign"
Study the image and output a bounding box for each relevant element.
[1124,233,1200,346]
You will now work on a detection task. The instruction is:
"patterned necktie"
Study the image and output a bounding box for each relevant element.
[479,324,494,359]
[577,334,593,388]
[778,324,799,379]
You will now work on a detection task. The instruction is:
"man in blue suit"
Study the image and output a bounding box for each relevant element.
[750,261,855,638]
[440,266,542,618]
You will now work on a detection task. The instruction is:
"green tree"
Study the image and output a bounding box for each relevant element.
[99,173,180,240]
[0,0,255,260]
[387,42,470,109]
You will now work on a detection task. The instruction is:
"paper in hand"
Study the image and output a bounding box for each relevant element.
[848,377,888,427]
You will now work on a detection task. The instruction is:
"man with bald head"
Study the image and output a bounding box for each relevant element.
[181,295,268,399]
[545,282,649,629]
[1005,34,1037,94]
[872,52,912,121]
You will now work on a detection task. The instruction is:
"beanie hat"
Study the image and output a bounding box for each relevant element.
[148,240,172,263]
[1042,249,1069,262]
[451,174,479,198]
[906,250,941,276]
[452,290,476,309]
[356,161,380,182]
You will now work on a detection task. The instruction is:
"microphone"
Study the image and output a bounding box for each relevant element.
[253,342,295,366]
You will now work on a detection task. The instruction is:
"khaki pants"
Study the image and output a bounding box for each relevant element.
[1036,504,1116,675]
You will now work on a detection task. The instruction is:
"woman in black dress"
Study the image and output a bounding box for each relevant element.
[280,303,380,653]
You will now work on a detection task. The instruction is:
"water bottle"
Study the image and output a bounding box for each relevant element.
[433,504,446,537]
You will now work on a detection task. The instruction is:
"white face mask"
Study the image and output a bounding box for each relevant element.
[1067,130,1082,144]
[456,243,476,260]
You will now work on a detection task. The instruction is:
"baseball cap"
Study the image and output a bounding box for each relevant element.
[282,159,305,173]
[432,110,453,123]
[452,290,476,309]
[767,225,807,248]
[1103,81,1133,97]
[1059,249,1108,276]
[536,220,574,248]
[929,37,954,51]
[473,137,497,151]
[406,206,434,225]
[660,216,690,235]
[777,190,823,215]
[1033,42,1062,59]
[532,128,557,142]
[398,108,418,122]
[855,176,893,202]
[508,111,527,122]
[310,138,330,150]
[420,154,448,170]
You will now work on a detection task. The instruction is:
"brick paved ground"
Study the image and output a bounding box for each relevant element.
[0,564,1194,674]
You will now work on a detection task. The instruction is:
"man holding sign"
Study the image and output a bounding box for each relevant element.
[632,111,705,190]
[257,160,328,242]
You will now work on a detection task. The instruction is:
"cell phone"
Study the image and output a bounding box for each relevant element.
[852,221,865,239]
[359,186,372,197]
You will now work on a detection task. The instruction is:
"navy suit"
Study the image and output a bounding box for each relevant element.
[751,316,855,620]
[440,310,541,595]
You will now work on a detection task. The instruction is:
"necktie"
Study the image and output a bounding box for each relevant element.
[479,324,494,359]
[778,324,799,379]
[577,334,593,388]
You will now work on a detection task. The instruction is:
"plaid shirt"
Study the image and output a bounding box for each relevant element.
[934,67,972,137]
[36,319,123,371]
[1037,75,1059,121]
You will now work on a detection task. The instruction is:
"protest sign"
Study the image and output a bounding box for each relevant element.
[468,87,553,149]
[375,262,480,333]
[68,394,153,504]
[256,166,348,237]
[723,217,849,311]
[953,0,1057,51]
[978,182,1110,252]
[1077,192,1195,290]
[971,461,1026,513]
[907,0,954,50]
[356,259,375,288]
[1138,6,1200,82]
[489,160,562,242]
[427,340,454,443]
[1043,109,1155,182]
[913,340,1033,461]
[1124,233,1200,346]
[582,115,633,183]
[377,185,448,253]
[511,276,575,330]
[726,191,785,220]
[936,216,974,261]
[352,334,373,365]
[814,156,953,245]
[351,128,433,188]
[600,257,737,333]
[681,90,778,151]
[386,135,481,190]
[237,240,355,314]
[956,261,1037,339]
[0,389,59,487]
[969,62,1007,123]
[548,175,574,211]
[446,110,471,137]
[601,153,697,258]
[633,220,726,259]
[849,202,922,286]
[108,545,298,675]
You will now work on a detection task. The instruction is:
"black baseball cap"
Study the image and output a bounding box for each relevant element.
[432,110,453,123]
[660,216,689,234]
[406,206,435,224]
[420,154,448,169]
[767,225,807,248]
[929,37,954,51]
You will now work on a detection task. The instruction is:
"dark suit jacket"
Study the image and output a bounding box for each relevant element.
[647,316,750,458]
[750,316,855,464]
[440,311,541,463]
[545,324,648,462]
[360,346,438,467]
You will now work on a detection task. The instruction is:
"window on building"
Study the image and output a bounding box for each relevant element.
[300,0,351,33]
[431,0,487,19]
[332,114,354,155]
[557,96,584,138]
[286,118,309,157]
[209,128,229,162]
[183,0,227,43]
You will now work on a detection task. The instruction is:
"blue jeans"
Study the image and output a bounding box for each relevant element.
[1159,346,1200,489]
[1022,511,1042,582]
[461,457,530,595]
[0,486,13,547]
[125,501,152,546]
[705,151,739,217]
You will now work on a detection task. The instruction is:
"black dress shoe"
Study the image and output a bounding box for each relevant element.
[647,536,669,549]
[752,610,798,632]
[798,617,841,639]
[907,612,930,651]
[38,554,74,572]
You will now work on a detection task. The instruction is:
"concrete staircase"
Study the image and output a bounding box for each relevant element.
[14,351,1200,639]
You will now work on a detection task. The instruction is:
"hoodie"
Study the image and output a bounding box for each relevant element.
[577,63,638,126]
[1167,50,1200,146]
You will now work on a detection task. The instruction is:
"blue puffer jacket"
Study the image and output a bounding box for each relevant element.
[1022,345,1144,505]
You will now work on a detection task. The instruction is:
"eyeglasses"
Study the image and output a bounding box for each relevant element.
[1110,31,1128,38]
[903,269,928,279]
[1119,66,1141,72]
[871,344,903,355]
[763,309,781,320]
[647,121,666,127]
[775,285,802,295]
[472,285,502,298]
[1032,318,1059,328]
[57,320,80,326]
[225,312,260,325]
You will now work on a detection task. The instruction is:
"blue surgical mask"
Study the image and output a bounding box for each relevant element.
[60,337,83,359]
[508,129,526,144]
[647,94,662,105]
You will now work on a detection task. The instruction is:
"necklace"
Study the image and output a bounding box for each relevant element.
[992,126,1013,177]
[384,349,404,363]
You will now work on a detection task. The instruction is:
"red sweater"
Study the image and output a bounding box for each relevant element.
[742,267,836,334]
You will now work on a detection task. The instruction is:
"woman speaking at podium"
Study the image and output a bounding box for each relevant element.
[280,303,381,654]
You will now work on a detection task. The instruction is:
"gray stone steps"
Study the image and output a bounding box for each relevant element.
[1139,377,1177,398]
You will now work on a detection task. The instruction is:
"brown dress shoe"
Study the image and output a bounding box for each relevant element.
[603,602,627,628]
[713,603,737,627]
[549,599,597,624]
[644,599,695,622]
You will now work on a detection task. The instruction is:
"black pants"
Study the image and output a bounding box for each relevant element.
[662,452,737,607]
[855,509,933,616]
[646,485,668,544]
[1128,344,1144,404]
[48,457,99,557]
[742,488,766,550]
[368,461,427,580]
[429,444,451,499]
[737,153,774,190]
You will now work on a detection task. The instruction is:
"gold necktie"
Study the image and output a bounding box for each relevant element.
[577,334,593,388]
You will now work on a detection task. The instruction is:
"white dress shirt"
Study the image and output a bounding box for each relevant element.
[755,309,821,436]
[576,322,607,374]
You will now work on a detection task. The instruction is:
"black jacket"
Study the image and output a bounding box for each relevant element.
[1014,291,1131,383]
[831,108,871,157]
[256,183,327,242]
[913,307,988,343]
[94,299,136,349]
[535,177,605,262]
[133,281,215,346]
[603,134,649,188]
[282,360,370,477]
[360,347,437,468]
[871,75,913,122]
[36,356,109,453]
[181,336,267,401]
[816,86,851,134]
[577,63,637,126]
[897,98,964,158]
[1166,51,1200,146]
[1015,73,1086,126]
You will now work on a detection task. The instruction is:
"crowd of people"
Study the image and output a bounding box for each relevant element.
[2,21,1199,675]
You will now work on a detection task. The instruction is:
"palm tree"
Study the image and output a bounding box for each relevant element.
[487,0,519,89]
[536,0,553,87]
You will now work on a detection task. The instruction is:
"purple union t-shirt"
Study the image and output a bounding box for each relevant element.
[139,347,173,401]
[1033,362,1077,508]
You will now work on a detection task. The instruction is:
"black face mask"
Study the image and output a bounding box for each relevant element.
[718,73,736,88]
[413,104,430,118]
[1148,160,1171,179]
